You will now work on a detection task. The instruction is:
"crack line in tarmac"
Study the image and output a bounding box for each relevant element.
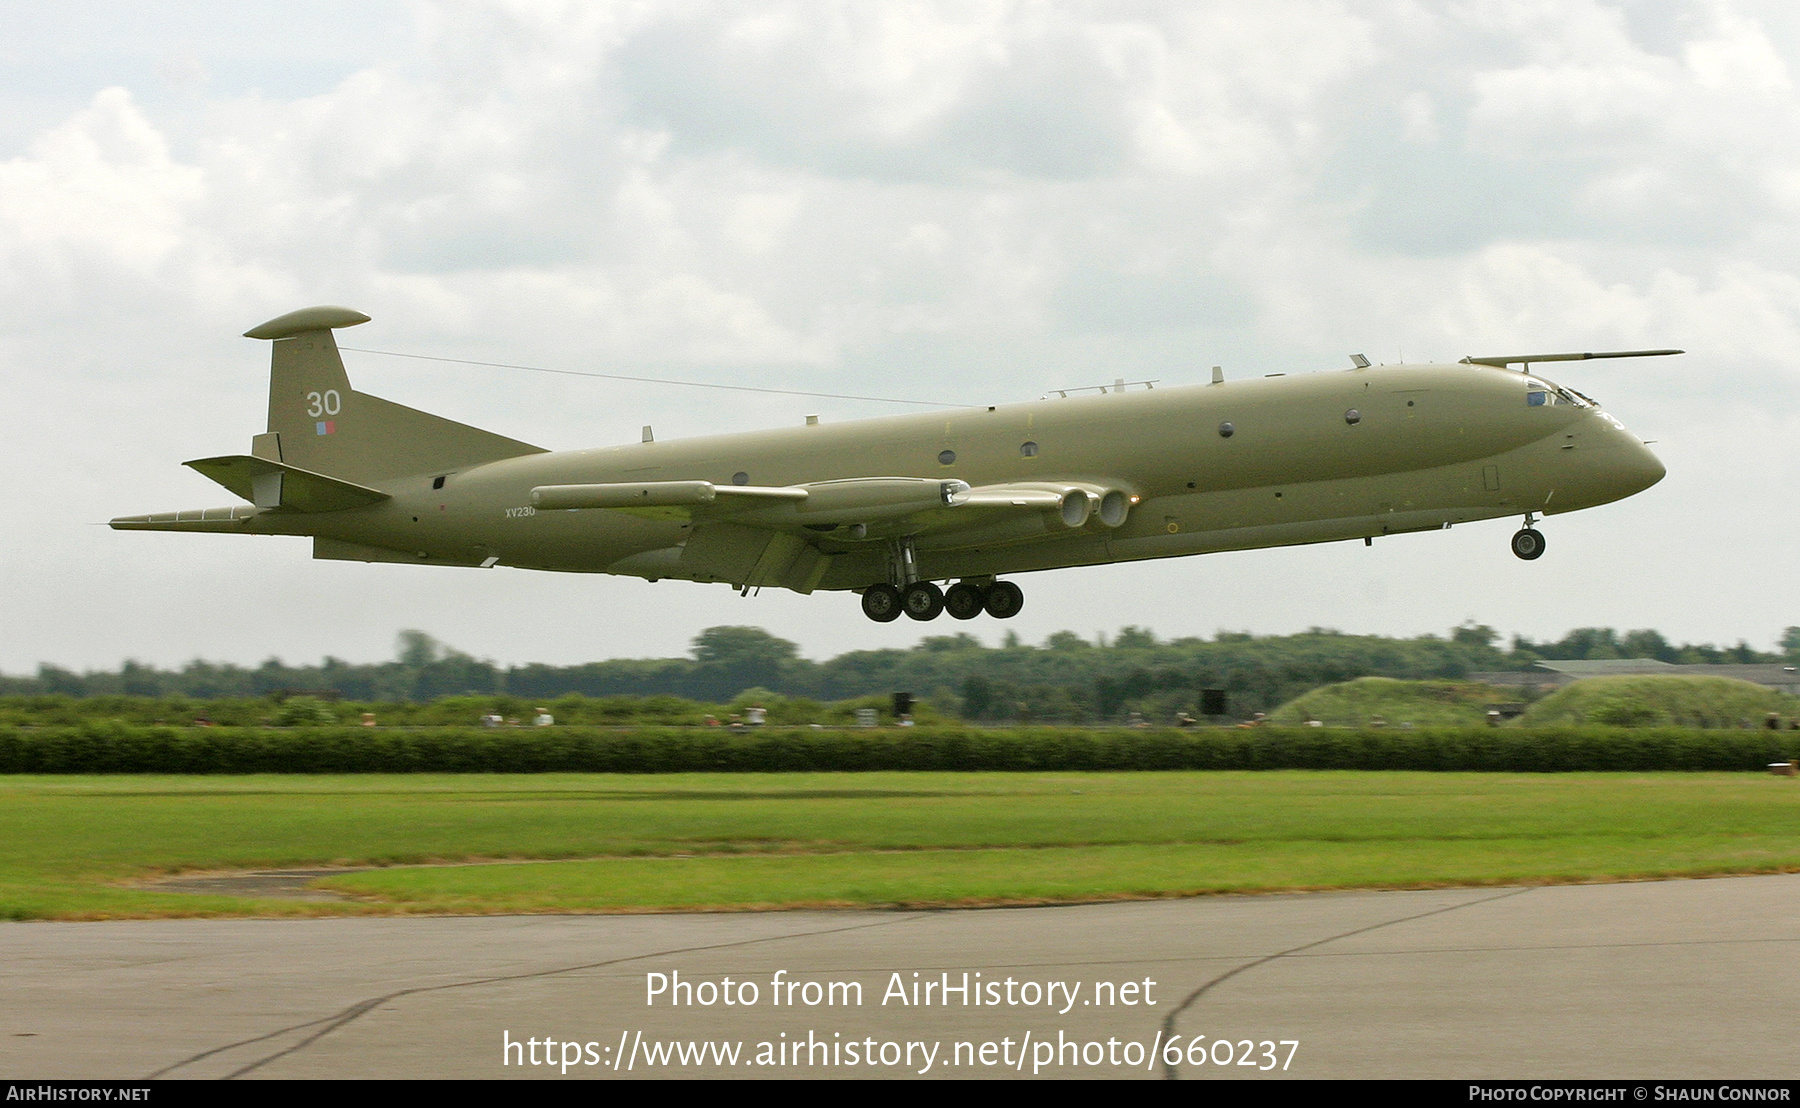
[148,912,930,1080]
[1157,886,1537,1080]
[1274,934,1800,958]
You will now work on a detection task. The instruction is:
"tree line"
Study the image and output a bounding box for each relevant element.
[6,624,1794,723]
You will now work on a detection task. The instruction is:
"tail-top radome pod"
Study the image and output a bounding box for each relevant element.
[243,306,544,486]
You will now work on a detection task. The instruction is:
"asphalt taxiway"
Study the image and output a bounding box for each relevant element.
[6,874,1800,1079]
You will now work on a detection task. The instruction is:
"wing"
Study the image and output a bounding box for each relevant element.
[529,477,1131,535]
[534,476,1140,592]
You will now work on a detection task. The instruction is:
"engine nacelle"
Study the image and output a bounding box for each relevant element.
[1059,488,1092,527]
[1092,488,1129,528]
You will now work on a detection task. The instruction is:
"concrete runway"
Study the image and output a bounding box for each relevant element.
[6,874,1800,1080]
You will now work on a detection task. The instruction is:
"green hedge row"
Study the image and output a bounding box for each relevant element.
[0,692,940,729]
[2,723,1798,774]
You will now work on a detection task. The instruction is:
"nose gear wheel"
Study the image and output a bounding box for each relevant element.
[1510,528,1546,560]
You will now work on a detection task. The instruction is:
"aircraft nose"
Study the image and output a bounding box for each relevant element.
[1560,418,1665,511]
[1620,437,1665,495]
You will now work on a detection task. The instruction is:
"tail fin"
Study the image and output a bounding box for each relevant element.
[244,306,544,485]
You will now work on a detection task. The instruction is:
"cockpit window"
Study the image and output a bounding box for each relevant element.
[1525,378,1590,409]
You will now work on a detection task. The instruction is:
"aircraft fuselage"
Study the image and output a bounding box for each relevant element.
[113,308,1667,621]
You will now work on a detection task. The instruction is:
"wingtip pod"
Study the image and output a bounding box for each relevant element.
[244,306,371,341]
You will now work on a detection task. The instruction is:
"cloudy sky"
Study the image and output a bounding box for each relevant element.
[3,0,1796,673]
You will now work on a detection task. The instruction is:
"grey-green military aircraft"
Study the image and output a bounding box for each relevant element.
[114,306,1674,622]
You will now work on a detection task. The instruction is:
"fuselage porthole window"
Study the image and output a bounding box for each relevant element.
[1020,441,1039,457]
[938,450,957,466]
[1218,421,1235,438]
[732,471,749,486]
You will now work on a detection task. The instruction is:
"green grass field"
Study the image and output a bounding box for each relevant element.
[6,771,1800,919]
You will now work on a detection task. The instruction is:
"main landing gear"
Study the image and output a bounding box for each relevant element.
[861,579,1024,622]
[1510,514,1546,561]
[861,584,903,622]
[902,581,944,621]
[944,581,984,620]
[861,536,1025,622]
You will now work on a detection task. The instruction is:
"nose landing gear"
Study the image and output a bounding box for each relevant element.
[1511,514,1546,560]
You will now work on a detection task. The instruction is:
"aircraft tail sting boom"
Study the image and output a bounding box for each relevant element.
[114,307,1672,622]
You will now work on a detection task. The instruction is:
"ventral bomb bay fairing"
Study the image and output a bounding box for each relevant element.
[114,307,1673,622]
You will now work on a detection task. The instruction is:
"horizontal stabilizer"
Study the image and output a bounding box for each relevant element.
[185,455,390,512]
[1460,349,1683,368]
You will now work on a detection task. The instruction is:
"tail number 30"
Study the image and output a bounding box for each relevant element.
[307,390,342,417]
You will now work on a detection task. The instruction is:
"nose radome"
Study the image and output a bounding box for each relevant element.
[1623,438,1666,494]
[1561,421,1666,512]
[1586,409,1665,497]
